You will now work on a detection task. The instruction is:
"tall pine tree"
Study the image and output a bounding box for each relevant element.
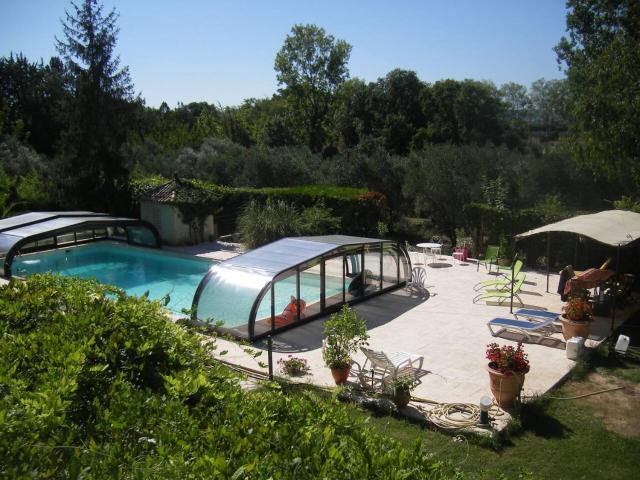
[56,0,136,212]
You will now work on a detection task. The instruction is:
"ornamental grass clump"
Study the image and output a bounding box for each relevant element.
[486,342,530,374]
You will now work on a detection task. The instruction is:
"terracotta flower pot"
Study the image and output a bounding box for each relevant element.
[486,365,526,408]
[496,258,511,267]
[560,314,591,341]
[393,387,412,409]
[330,365,351,385]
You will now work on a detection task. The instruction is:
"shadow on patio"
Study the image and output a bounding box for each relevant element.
[255,289,431,353]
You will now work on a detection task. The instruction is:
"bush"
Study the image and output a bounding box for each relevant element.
[0,274,457,478]
[322,305,369,369]
[237,198,302,248]
[299,202,341,235]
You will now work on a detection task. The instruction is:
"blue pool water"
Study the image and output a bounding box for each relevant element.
[13,243,214,315]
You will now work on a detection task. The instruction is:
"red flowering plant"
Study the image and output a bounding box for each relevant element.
[486,342,530,375]
[562,296,593,322]
[277,355,309,376]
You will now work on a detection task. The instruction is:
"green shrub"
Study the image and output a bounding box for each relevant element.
[322,305,369,369]
[0,274,457,478]
[299,202,341,235]
[237,198,302,248]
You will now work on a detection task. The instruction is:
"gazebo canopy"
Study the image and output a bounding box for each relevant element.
[515,210,640,247]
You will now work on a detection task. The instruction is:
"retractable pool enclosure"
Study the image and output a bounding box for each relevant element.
[0,211,161,276]
[192,235,411,341]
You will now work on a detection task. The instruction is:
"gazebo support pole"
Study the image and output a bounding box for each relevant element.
[546,232,550,293]
[609,246,621,354]
[509,253,518,314]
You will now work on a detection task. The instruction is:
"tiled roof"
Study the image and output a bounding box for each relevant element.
[137,180,203,203]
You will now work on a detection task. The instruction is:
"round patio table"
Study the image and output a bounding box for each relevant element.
[416,242,442,264]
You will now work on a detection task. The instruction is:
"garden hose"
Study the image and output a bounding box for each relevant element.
[543,386,624,400]
[410,396,505,431]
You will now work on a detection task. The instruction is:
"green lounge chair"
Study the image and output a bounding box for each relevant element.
[473,275,525,305]
[474,271,526,293]
[474,245,500,272]
[473,260,524,291]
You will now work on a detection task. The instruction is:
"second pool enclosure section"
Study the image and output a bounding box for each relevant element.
[192,235,411,341]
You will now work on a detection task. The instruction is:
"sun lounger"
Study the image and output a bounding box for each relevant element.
[496,259,523,280]
[514,309,560,322]
[359,347,424,390]
[487,317,556,343]
[473,275,525,305]
[474,270,525,292]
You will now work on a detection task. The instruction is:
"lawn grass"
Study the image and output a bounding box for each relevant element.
[342,348,640,479]
[289,349,640,480]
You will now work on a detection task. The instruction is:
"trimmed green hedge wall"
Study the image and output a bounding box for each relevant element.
[132,177,390,237]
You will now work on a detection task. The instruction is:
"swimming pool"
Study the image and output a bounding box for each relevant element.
[196,270,344,330]
[12,242,214,315]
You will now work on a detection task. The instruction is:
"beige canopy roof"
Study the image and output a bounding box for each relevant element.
[515,210,640,247]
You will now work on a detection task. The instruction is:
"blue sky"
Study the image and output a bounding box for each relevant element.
[0,0,569,107]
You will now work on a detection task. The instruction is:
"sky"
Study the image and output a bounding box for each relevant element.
[0,0,569,108]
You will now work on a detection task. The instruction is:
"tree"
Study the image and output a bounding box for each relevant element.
[454,80,504,145]
[499,82,531,124]
[0,54,67,155]
[528,78,571,140]
[56,0,137,211]
[403,145,475,246]
[555,0,640,192]
[274,24,351,152]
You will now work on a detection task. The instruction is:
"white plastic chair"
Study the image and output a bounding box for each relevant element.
[404,241,424,266]
[406,266,427,295]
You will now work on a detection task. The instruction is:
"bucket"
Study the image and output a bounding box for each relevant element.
[615,335,631,354]
[566,336,585,360]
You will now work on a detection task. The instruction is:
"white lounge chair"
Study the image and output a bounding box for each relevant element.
[514,308,560,322]
[487,317,556,343]
[359,347,424,391]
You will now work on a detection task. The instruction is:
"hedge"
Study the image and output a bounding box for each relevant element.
[131,176,390,237]
[0,274,458,479]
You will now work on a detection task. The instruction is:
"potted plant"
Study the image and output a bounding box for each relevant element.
[560,295,593,341]
[322,305,369,385]
[277,355,309,376]
[486,342,530,408]
[496,234,513,267]
[390,376,417,408]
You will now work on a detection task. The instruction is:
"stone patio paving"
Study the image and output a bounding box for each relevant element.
[208,252,628,407]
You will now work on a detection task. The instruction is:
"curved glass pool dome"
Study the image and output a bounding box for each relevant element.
[192,235,411,341]
[0,211,161,276]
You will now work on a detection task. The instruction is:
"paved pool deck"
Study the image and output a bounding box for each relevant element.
[207,252,630,411]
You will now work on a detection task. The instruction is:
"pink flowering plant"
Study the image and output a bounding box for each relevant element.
[278,355,309,376]
[486,342,530,375]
